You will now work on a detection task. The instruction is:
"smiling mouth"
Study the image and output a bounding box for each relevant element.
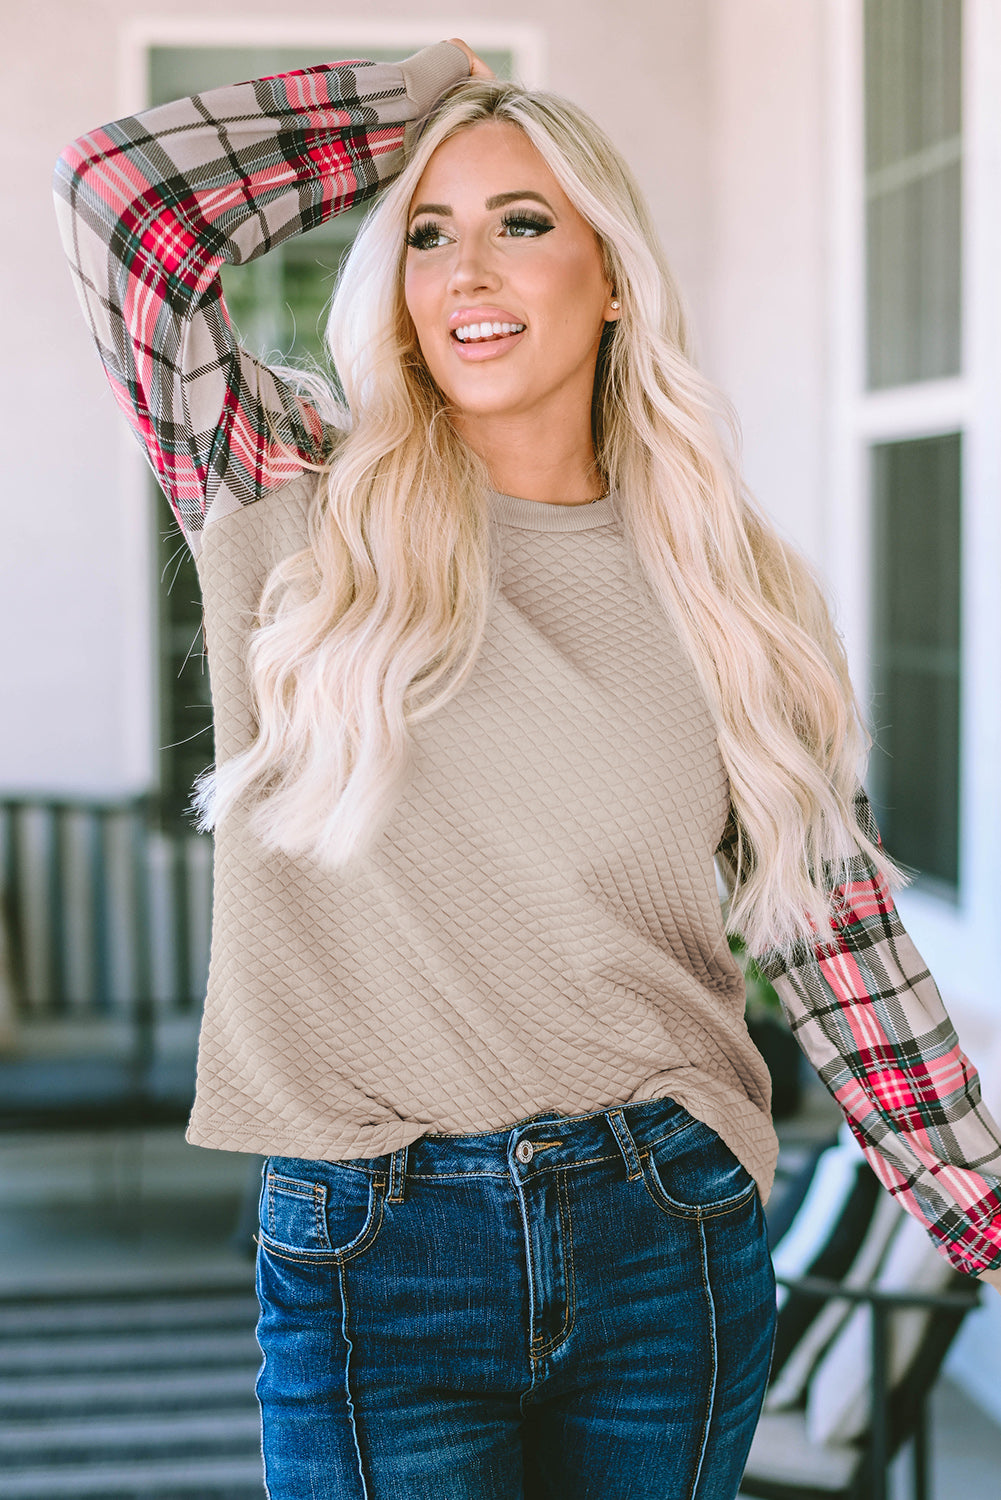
[452,321,527,344]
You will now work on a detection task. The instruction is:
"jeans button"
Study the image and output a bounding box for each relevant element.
[515,1140,534,1164]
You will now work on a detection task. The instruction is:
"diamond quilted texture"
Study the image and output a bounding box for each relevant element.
[188,481,777,1201]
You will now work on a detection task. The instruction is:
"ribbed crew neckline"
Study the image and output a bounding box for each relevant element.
[488,490,619,532]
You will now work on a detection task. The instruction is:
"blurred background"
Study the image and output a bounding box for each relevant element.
[1,0,1000,1495]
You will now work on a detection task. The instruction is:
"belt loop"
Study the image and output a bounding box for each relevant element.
[387,1145,408,1204]
[606,1109,643,1181]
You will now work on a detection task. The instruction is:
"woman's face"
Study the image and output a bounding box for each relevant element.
[404,120,617,431]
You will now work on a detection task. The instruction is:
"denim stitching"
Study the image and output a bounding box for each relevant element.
[405,1124,700,1182]
[271,1162,384,1180]
[607,1108,643,1179]
[255,1246,278,1500]
[513,1164,541,1370]
[639,1151,757,1222]
[408,1151,621,1180]
[269,1173,320,1192]
[339,1262,371,1498]
[314,1182,330,1249]
[255,1296,272,1499]
[257,1187,385,1265]
[405,1169,510,1181]
[532,1167,577,1358]
[688,1216,719,1500]
[646,1119,700,1151]
[256,1367,273,1499]
[265,1171,348,1250]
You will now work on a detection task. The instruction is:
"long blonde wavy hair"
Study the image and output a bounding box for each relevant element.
[197,77,898,958]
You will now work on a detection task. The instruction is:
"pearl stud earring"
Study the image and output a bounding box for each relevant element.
[610,298,621,310]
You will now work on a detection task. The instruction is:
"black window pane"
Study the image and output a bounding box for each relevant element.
[866,161,961,387]
[865,0,961,169]
[156,506,213,826]
[869,433,961,889]
[864,0,962,389]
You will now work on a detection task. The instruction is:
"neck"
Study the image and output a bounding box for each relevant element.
[454,406,604,507]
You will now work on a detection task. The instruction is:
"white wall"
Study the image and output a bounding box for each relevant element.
[1,4,155,794]
[702,0,828,564]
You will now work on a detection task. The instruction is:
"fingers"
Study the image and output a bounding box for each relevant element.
[446,38,495,79]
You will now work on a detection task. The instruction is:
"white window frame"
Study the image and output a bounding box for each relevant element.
[111,16,545,799]
[824,0,1001,1011]
[119,18,547,109]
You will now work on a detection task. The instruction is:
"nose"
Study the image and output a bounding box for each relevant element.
[447,237,501,298]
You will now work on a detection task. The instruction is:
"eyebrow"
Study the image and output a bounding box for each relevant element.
[408,189,556,221]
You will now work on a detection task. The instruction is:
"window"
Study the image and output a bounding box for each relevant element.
[869,432,961,889]
[863,0,963,892]
[864,0,962,388]
[147,42,513,825]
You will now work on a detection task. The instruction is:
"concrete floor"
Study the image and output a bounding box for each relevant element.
[889,1378,1001,1500]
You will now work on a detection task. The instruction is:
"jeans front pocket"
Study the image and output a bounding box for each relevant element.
[641,1115,757,1221]
[259,1157,384,1263]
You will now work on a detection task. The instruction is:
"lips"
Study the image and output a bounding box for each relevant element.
[447,306,527,361]
[448,307,526,340]
[453,319,526,344]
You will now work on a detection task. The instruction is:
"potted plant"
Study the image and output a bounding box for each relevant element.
[729,934,803,1120]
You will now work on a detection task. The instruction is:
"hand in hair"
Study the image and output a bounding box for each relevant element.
[446,38,495,79]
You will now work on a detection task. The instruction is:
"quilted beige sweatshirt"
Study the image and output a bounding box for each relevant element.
[56,37,1001,1273]
[186,473,777,1199]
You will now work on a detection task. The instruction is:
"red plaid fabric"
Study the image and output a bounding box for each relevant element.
[53,46,469,552]
[55,49,1001,1274]
[752,793,1001,1274]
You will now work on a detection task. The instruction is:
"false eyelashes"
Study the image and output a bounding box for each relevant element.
[405,210,555,251]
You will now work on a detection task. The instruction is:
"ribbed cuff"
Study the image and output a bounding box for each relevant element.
[399,42,471,120]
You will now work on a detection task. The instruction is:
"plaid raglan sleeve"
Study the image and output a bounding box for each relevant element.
[724,792,1001,1276]
[53,43,469,553]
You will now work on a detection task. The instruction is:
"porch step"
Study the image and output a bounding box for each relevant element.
[0,1281,264,1499]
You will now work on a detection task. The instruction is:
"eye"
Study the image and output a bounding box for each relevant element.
[500,210,555,239]
[406,220,450,251]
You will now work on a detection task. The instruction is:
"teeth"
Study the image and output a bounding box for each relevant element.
[454,321,526,342]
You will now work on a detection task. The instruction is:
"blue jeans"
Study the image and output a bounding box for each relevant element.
[255,1097,776,1499]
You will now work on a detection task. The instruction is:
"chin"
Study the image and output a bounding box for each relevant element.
[439,379,532,421]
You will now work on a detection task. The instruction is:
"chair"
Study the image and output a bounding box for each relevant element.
[740,1137,982,1500]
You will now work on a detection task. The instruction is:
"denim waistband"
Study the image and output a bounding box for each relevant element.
[274,1096,700,1202]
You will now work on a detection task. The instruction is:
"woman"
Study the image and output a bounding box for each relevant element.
[55,38,1001,1499]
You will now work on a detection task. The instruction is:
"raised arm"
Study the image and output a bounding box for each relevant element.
[53,42,470,552]
[722,792,1001,1281]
